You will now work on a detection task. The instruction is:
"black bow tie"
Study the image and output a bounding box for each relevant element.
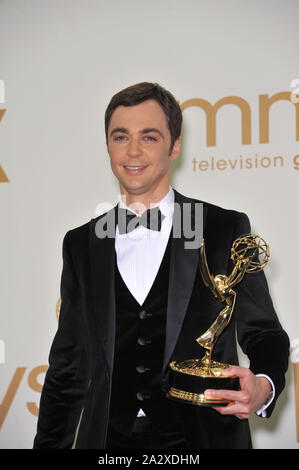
[117,206,165,235]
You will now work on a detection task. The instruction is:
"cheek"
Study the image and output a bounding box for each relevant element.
[148,148,170,165]
[108,149,122,167]
[108,156,121,178]
[155,154,172,171]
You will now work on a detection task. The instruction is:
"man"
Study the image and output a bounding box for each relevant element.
[33,82,289,449]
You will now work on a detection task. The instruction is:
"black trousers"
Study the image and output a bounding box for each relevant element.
[105,416,188,449]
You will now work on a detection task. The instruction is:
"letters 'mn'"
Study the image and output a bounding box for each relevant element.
[180,92,299,146]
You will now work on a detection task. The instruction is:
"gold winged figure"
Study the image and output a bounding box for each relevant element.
[196,234,270,370]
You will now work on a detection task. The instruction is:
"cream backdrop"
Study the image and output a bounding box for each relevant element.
[0,0,298,449]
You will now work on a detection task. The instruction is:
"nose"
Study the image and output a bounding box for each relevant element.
[127,137,142,158]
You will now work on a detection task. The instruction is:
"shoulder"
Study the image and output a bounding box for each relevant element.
[173,189,250,229]
[63,220,91,247]
[62,207,116,252]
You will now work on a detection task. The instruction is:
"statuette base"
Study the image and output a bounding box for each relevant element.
[167,359,240,407]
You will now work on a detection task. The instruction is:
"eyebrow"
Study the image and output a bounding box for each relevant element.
[142,128,164,138]
[109,127,164,139]
[109,127,128,137]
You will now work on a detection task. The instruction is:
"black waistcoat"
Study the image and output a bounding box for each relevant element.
[107,234,182,436]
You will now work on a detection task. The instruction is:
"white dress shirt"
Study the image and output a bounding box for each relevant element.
[115,187,174,306]
[115,186,274,418]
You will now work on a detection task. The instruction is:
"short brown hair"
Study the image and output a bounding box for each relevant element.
[105,82,182,151]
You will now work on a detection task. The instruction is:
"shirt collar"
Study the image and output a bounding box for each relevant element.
[118,186,174,219]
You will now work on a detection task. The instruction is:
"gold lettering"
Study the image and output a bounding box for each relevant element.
[259,92,299,143]
[293,154,299,170]
[273,155,284,167]
[245,158,253,169]
[0,109,6,122]
[290,79,299,104]
[261,157,271,168]
[0,109,9,183]
[192,154,284,171]
[198,160,208,171]
[240,155,243,169]
[0,367,26,429]
[216,159,226,170]
[0,165,9,182]
[228,159,238,169]
[26,365,48,416]
[180,96,251,147]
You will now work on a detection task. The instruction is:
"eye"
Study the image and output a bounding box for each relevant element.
[113,134,127,142]
[143,135,157,142]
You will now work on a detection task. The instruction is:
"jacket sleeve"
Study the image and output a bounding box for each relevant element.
[33,231,90,448]
[232,212,289,417]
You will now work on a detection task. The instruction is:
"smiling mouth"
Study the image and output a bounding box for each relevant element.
[124,165,147,174]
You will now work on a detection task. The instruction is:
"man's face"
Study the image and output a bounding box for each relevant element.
[107,99,180,202]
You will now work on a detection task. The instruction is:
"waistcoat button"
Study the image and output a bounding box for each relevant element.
[139,310,147,320]
[136,365,151,373]
[136,391,151,401]
[139,310,152,320]
[137,337,151,346]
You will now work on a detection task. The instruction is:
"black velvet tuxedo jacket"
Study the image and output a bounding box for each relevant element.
[34,190,289,449]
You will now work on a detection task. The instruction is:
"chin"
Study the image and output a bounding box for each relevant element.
[123,185,148,195]
[119,177,147,192]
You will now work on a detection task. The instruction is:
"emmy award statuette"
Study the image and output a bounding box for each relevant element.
[167,234,270,407]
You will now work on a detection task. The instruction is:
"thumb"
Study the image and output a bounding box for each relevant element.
[220,365,245,378]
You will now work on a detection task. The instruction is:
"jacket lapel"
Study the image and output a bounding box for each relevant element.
[163,190,207,373]
[89,208,117,377]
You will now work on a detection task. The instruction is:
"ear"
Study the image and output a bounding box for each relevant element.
[169,137,181,160]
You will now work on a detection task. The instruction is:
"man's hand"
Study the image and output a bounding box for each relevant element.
[204,365,272,420]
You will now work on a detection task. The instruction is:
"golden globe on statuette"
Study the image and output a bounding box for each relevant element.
[167,234,270,407]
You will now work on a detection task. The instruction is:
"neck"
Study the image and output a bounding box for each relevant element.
[120,186,170,214]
